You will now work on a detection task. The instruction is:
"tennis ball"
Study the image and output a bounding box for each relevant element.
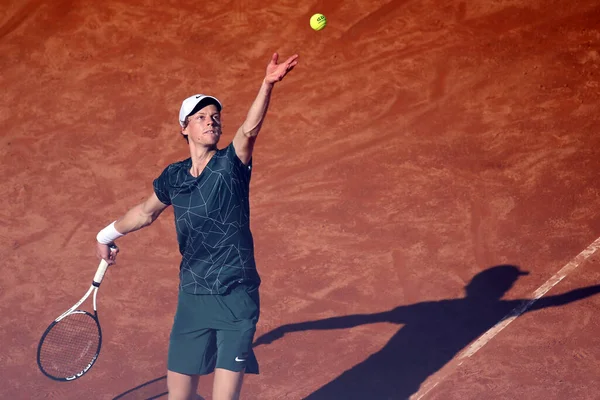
[310,13,327,31]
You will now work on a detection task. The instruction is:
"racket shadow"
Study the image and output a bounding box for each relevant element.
[112,376,206,400]
[112,375,167,400]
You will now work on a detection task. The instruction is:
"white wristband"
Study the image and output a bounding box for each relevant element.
[96,221,124,244]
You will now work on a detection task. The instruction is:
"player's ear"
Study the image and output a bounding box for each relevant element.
[180,129,189,142]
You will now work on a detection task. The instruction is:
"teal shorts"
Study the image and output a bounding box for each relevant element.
[167,284,260,375]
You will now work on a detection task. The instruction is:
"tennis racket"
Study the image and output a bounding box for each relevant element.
[37,246,117,381]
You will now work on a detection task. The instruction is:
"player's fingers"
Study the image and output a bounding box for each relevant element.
[96,244,108,260]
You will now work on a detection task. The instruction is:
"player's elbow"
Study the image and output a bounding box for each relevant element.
[149,209,163,224]
[241,123,261,138]
[246,129,260,138]
[139,211,158,228]
[134,206,158,229]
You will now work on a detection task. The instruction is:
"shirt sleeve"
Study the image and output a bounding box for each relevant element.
[153,166,172,205]
[227,142,253,177]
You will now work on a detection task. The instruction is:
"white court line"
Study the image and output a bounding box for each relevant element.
[412,236,600,400]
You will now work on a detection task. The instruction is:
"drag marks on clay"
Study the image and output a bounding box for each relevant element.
[430,62,449,101]
[341,0,411,42]
[0,0,43,39]
[0,0,76,40]
[456,2,467,21]
[462,5,541,34]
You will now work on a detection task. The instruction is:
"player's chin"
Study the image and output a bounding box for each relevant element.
[208,132,221,142]
[197,132,220,144]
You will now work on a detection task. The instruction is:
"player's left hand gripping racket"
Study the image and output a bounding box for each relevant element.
[37,246,117,381]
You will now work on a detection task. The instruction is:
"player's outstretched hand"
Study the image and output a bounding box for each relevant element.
[264,53,299,84]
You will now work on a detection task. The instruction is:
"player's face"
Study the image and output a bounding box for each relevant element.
[183,104,222,146]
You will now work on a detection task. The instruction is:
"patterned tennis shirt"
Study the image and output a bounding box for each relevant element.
[153,142,261,294]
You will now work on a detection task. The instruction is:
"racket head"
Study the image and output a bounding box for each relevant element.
[36,310,102,381]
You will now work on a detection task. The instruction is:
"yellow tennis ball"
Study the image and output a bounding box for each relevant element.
[310,13,327,31]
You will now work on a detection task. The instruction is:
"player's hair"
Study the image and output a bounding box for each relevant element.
[180,117,190,143]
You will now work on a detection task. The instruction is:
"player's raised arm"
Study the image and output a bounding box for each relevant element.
[95,192,169,264]
[233,52,299,164]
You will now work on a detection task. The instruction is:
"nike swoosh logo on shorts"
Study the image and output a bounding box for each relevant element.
[235,357,246,362]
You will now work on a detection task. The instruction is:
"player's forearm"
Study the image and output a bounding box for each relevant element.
[241,80,274,137]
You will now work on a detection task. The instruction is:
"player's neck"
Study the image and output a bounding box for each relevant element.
[188,144,217,177]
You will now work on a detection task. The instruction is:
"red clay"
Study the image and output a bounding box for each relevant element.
[2,1,600,399]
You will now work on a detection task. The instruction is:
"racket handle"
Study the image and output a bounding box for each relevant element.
[93,245,117,287]
[93,259,109,287]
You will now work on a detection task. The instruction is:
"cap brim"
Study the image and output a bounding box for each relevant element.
[188,97,222,117]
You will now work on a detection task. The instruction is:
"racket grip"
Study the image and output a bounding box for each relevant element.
[93,259,110,287]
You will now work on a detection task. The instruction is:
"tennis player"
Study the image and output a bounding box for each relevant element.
[94,52,298,400]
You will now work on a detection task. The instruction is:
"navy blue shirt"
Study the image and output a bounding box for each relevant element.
[153,143,261,294]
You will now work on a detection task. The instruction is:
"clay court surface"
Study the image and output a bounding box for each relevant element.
[2,0,600,399]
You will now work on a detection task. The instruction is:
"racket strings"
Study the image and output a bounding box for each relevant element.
[38,312,100,378]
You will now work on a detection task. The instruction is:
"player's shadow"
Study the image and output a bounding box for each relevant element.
[253,265,600,400]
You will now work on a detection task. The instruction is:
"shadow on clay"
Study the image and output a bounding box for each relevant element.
[111,375,205,400]
[253,265,600,400]
[112,375,168,399]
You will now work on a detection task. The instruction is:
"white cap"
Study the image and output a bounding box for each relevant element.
[179,94,222,127]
